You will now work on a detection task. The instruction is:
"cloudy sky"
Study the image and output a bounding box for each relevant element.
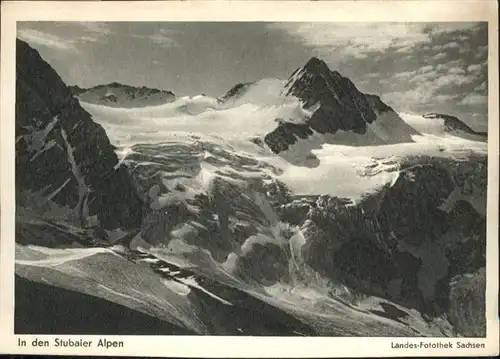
[17,22,488,131]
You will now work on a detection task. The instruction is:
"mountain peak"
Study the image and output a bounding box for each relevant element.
[303,57,332,74]
[283,57,348,100]
[304,56,325,66]
[277,56,381,144]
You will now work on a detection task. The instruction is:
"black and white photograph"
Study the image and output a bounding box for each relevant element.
[1,0,499,357]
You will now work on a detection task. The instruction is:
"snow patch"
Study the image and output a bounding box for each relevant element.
[162,279,191,296]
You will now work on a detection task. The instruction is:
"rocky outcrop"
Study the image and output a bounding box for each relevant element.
[263,121,314,153]
[70,82,175,108]
[16,39,143,231]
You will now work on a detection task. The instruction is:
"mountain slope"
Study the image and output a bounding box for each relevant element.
[262,58,420,160]
[16,39,143,231]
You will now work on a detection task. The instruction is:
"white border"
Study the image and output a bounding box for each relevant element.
[1,1,498,357]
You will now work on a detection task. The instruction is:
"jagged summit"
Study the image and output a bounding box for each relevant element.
[282,57,376,129]
[289,57,338,78]
[302,56,337,75]
[269,57,381,147]
[258,57,422,156]
[283,57,347,100]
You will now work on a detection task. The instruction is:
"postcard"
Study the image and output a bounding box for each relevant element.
[1,0,498,357]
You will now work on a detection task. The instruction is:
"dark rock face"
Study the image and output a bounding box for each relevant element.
[16,39,143,230]
[377,164,454,241]
[447,268,486,337]
[218,82,254,103]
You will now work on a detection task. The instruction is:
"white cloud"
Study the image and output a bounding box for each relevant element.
[475,81,487,92]
[270,22,481,59]
[435,73,475,87]
[436,64,447,72]
[432,41,461,51]
[394,71,414,79]
[269,23,428,58]
[79,36,100,43]
[409,70,438,84]
[448,67,466,75]
[17,23,114,50]
[427,23,480,35]
[477,45,488,54]
[17,29,77,50]
[459,93,487,105]
[383,85,459,111]
[385,65,477,111]
[459,45,472,54]
[384,87,436,108]
[75,22,113,36]
[433,52,447,61]
[473,45,488,59]
[418,65,434,73]
[467,64,482,73]
[436,60,463,72]
[407,64,474,88]
[130,29,178,48]
[434,94,458,102]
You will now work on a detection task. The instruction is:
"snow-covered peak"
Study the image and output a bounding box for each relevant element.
[400,112,487,142]
[282,57,345,100]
